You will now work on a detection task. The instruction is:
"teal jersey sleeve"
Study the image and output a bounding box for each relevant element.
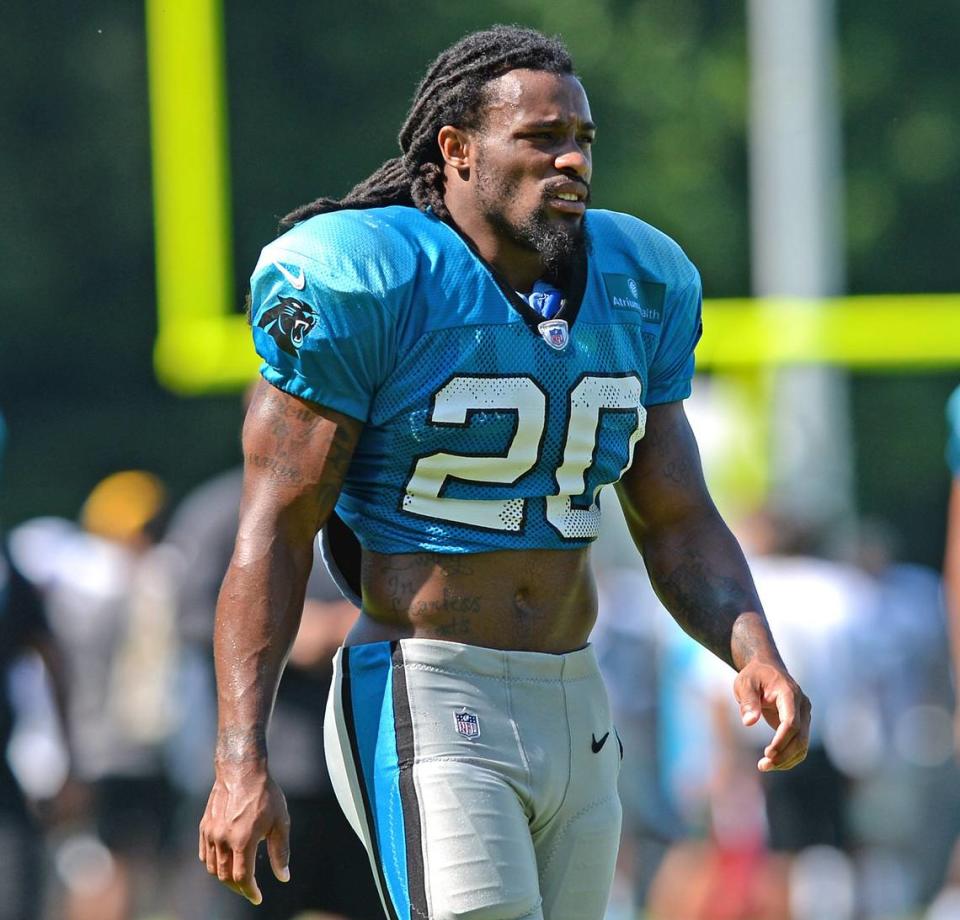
[947,385,960,476]
[645,269,703,405]
[249,215,410,421]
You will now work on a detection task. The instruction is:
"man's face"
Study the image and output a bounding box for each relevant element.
[469,69,595,277]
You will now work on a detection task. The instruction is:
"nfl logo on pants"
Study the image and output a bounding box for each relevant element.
[454,709,481,739]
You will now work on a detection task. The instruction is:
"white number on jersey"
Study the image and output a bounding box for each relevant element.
[546,375,646,539]
[402,374,645,536]
[402,376,547,531]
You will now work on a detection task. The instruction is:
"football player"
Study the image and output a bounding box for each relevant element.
[200,25,810,920]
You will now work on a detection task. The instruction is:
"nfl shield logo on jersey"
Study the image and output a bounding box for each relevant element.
[538,319,569,351]
[454,709,481,740]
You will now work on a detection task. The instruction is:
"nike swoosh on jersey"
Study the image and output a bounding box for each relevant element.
[591,731,610,753]
[273,260,306,290]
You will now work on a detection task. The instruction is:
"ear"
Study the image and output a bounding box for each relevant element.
[437,125,472,174]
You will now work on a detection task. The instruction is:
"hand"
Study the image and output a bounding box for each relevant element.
[199,761,291,905]
[734,659,811,772]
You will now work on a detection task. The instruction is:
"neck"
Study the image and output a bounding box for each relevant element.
[443,197,545,293]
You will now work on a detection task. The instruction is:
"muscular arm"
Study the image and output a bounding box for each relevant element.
[616,402,776,670]
[202,379,362,901]
[616,401,809,769]
[213,380,360,763]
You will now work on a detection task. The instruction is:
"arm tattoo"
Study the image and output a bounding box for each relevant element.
[215,725,268,764]
[655,548,761,669]
[623,403,778,670]
[245,390,358,501]
[662,453,693,486]
[248,453,304,485]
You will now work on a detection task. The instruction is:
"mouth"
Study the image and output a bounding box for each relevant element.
[544,182,589,216]
[291,320,309,348]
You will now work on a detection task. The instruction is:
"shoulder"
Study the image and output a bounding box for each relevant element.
[254,205,428,299]
[588,209,699,291]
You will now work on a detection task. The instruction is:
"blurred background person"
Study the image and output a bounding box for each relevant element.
[0,411,79,920]
[644,510,871,920]
[590,502,685,919]
[14,471,180,920]
[165,457,384,920]
[0,534,61,920]
[842,518,956,918]
[643,509,957,920]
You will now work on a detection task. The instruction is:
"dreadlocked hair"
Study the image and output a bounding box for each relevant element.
[278,25,573,230]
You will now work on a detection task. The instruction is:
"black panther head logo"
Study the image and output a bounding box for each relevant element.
[257,296,317,355]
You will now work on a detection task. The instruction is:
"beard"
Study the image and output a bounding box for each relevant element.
[475,162,591,284]
[506,206,592,283]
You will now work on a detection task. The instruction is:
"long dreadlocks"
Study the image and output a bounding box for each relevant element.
[278,25,573,230]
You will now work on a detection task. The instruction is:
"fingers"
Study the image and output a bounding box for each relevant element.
[735,662,811,772]
[217,842,234,883]
[199,810,264,905]
[733,673,763,727]
[759,708,810,771]
[267,819,292,883]
[198,833,263,904]
[231,842,263,905]
[738,697,762,727]
[758,722,800,771]
[763,692,796,757]
[204,836,217,877]
[759,720,808,771]
[199,773,286,905]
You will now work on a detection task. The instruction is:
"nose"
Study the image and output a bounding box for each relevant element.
[554,143,590,180]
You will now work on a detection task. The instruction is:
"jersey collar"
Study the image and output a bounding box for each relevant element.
[437,214,589,337]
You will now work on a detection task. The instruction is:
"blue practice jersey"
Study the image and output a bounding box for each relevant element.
[251,206,702,554]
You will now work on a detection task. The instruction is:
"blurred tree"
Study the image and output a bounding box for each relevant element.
[840,2,960,293]
[225,0,750,297]
[0,0,957,564]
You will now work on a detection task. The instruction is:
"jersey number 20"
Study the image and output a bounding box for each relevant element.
[402,374,646,540]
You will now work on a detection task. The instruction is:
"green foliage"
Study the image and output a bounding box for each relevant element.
[840,3,960,292]
[0,0,957,565]
[226,0,750,296]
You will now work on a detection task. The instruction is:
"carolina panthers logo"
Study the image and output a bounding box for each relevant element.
[257,296,317,355]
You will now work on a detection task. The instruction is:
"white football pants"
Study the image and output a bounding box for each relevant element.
[324,638,622,920]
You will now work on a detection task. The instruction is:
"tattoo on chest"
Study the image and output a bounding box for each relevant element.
[376,554,476,576]
[427,608,478,638]
[411,588,482,615]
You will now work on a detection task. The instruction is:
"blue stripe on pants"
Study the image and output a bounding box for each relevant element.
[346,642,411,919]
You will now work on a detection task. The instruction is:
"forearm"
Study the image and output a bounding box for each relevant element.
[641,505,781,671]
[213,518,315,766]
[211,383,362,767]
